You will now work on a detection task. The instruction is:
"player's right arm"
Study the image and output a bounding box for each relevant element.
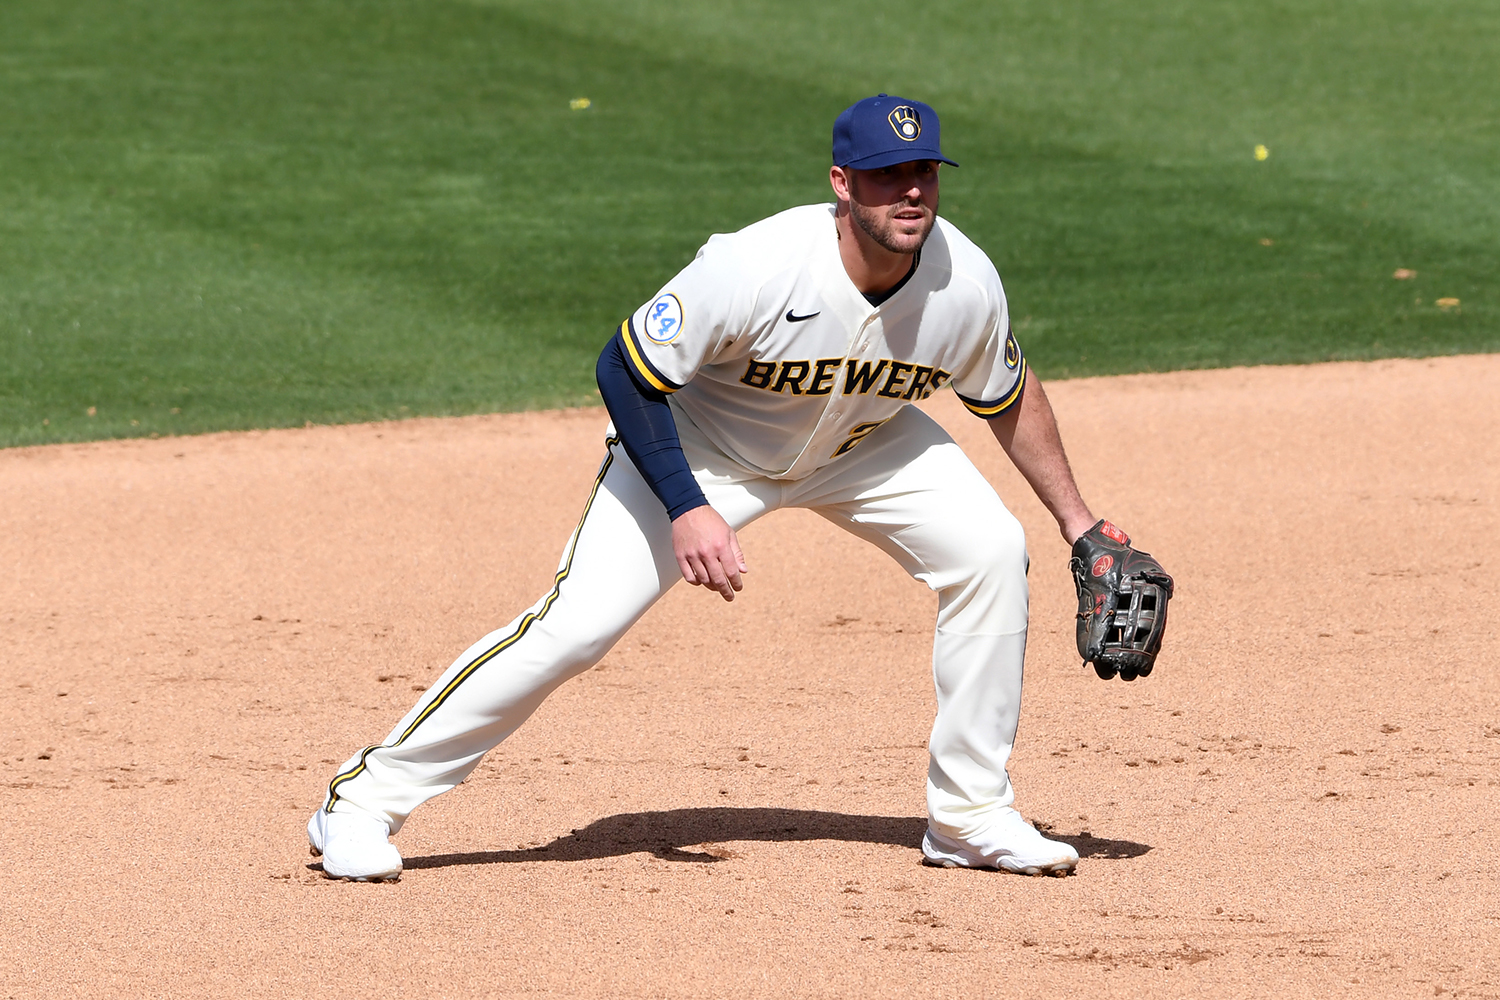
[597,240,756,601]
[595,333,747,602]
[595,331,707,521]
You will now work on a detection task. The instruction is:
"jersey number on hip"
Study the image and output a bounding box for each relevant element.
[833,418,894,458]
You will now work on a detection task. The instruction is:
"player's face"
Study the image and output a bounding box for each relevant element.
[844,160,940,255]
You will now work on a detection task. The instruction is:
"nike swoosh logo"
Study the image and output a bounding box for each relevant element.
[785,310,820,323]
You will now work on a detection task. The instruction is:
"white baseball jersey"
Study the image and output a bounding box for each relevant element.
[618,204,1027,480]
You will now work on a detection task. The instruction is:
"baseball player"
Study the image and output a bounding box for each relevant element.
[308,94,1146,881]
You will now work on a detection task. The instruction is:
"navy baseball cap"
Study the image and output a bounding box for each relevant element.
[832,94,958,170]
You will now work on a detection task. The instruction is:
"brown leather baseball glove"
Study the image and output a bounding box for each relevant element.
[1070,520,1174,681]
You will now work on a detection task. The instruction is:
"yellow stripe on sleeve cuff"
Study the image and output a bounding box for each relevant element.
[958,357,1028,417]
[619,320,679,393]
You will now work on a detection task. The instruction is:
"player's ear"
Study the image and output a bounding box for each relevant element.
[829,165,853,203]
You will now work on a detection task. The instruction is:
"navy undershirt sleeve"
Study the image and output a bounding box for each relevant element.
[595,331,709,520]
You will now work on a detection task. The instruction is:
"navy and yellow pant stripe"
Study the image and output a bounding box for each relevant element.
[323,439,619,812]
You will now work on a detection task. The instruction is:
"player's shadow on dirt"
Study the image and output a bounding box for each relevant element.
[398,807,1151,869]
[1050,831,1152,861]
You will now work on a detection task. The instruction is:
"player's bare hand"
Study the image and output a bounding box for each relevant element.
[671,505,747,602]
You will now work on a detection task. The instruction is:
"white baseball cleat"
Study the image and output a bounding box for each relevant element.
[307,809,403,882]
[921,808,1079,876]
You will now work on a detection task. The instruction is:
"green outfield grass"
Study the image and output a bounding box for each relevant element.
[1,0,1494,447]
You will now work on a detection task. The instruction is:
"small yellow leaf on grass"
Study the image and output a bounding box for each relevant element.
[1259,238,1274,246]
[87,406,97,416]
[1254,144,1269,160]
[569,97,592,110]
[1393,269,1416,280]
[1436,297,1460,311]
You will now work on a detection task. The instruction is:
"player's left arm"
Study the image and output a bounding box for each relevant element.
[987,363,1175,681]
[985,367,1096,544]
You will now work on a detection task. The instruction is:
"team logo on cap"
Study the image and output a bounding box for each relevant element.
[645,293,684,344]
[888,106,921,141]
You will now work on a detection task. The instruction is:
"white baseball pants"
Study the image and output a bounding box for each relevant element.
[322,405,1030,849]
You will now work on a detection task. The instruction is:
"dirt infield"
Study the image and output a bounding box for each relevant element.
[2,355,1496,999]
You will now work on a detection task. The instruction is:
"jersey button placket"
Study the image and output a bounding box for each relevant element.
[828,316,877,426]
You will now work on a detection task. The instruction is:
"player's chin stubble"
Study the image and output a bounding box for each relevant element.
[849,199,935,256]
